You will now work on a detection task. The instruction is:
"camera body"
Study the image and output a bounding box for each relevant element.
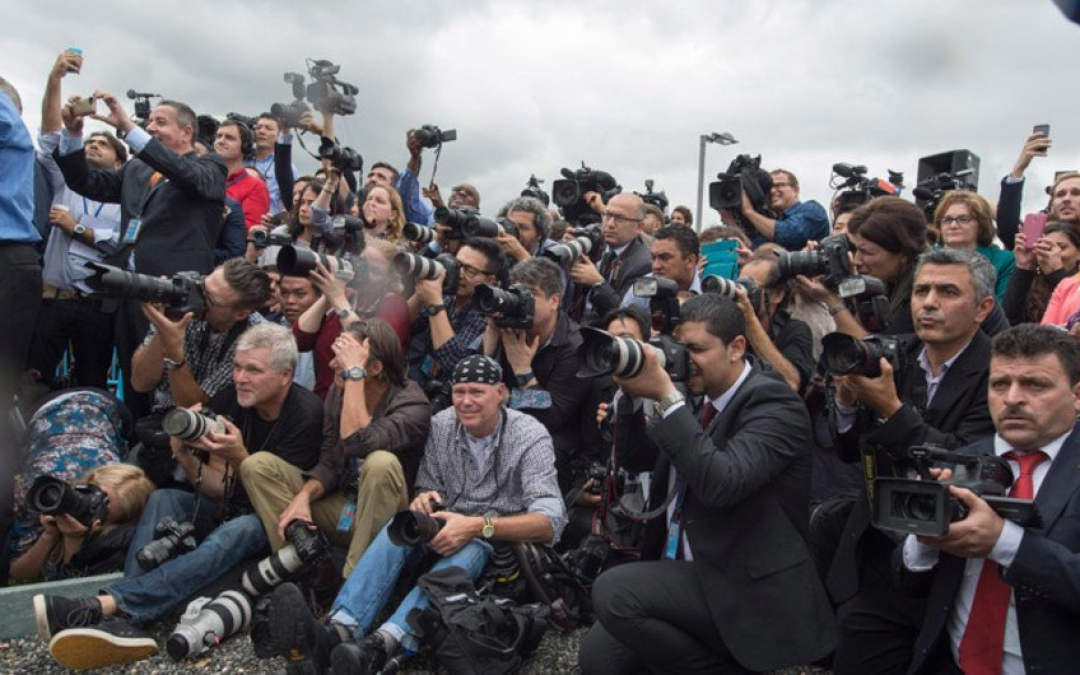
[820,332,900,378]
[633,277,681,334]
[241,519,329,596]
[167,590,252,660]
[27,476,109,527]
[422,378,453,414]
[475,283,535,329]
[553,164,621,227]
[464,216,519,240]
[775,233,852,289]
[85,263,205,321]
[137,517,198,571]
[387,507,445,547]
[434,206,483,241]
[414,124,457,149]
[318,137,363,174]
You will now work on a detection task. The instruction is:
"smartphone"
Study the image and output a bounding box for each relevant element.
[1022,213,1048,249]
[65,47,82,74]
[70,95,96,117]
[701,239,739,281]
[1033,123,1051,137]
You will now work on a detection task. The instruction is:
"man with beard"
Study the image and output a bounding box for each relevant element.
[739,168,829,250]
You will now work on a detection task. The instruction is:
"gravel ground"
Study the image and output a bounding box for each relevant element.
[0,622,831,674]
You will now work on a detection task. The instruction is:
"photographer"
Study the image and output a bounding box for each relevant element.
[265,355,564,674]
[621,225,702,311]
[406,236,503,388]
[579,294,835,674]
[740,169,829,250]
[215,119,269,229]
[826,248,999,674]
[495,195,557,262]
[397,129,435,226]
[242,320,430,579]
[482,258,593,489]
[570,193,653,324]
[900,324,1080,674]
[33,323,323,670]
[131,258,270,412]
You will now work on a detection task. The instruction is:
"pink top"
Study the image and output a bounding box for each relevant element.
[1041,273,1080,326]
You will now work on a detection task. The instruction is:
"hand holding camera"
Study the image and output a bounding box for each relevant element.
[832,358,902,419]
[428,511,481,557]
[914,486,1005,558]
[612,341,678,402]
[141,302,194,362]
[409,490,444,515]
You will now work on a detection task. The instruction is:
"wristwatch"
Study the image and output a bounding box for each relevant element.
[337,307,354,321]
[342,366,366,381]
[515,370,535,387]
[482,513,497,540]
[655,390,686,416]
[163,356,186,372]
[72,223,87,237]
[425,304,446,317]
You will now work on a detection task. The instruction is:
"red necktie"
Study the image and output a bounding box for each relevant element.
[957,450,1048,675]
[699,402,717,430]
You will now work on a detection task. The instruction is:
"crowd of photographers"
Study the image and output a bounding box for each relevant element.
[0,49,1079,675]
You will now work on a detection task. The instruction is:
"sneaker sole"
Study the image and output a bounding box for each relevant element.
[49,627,158,670]
[32,595,53,642]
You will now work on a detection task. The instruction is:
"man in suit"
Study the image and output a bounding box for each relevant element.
[569,192,652,325]
[901,323,1080,674]
[827,248,999,674]
[578,293,835,674]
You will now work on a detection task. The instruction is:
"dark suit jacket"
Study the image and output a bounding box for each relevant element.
[55,139,226,276]
[620,366,837,671]
[826,331,997,604]
[904,428,1080,674]
[587,234,652,320]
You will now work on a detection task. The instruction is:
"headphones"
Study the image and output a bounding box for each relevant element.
[234,121,255,158]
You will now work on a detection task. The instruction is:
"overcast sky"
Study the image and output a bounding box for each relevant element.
[6,0,1079,226]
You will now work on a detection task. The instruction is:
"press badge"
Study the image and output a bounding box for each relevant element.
[663,520,681,560]
[122,218,143,245]
[336,502,356,531]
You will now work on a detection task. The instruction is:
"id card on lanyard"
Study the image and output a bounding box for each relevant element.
[124,171,166,246]
[664,479,687,560]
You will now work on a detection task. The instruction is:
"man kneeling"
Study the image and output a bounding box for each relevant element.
[266,355,565,675]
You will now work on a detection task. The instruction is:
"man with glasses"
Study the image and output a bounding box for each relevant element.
[739,169,829,250]
[407,237,505,393]
[570,192,653,325]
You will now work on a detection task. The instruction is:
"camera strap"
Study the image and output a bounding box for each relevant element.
[427,142,445,190]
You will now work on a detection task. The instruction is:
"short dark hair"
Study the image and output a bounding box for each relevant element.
[992,323,1080,386]
[157,100,197,134]
[510,257,563,298]
[915,248,996,304]
[460,236,504,274]
[371,161,399,184]
[653,225,700,258]
[672,205,693,226]
[345,319,407,387]
[87,131,128,164]
[600,306,650,340]
[680,293,745,345]
[847,196,928,266]
[221,258,271,311]
[503,196,552,241]
[256,112,280,130]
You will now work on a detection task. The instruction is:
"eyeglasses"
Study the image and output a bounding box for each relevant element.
[459,262,494,280]
[602,212,643,225]
[772,182,794,189]
[940,215,975,226]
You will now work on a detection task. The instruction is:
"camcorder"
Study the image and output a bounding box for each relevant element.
[701,275,763,312]
[126,89,160,127]
[387,506,445,547]
[553,163,621,227]
[270,72,309,128]
[577,328,690,382]
[820,332,900,378]
[403,221,436,245]
[137,516,198,571]
[27,476,109,527]
[475,283,535,329]
[241,519,330,596]
[830,162,904,213]
[633,277,681,334]
[392,252,460,296]
[709,154,773,214]
[85,263,205,320]
[247,229,291,250]
[636,179,669,213]
[912,170,977,222]
[167,590,252,661]
[414,124,457,149]
[163,407,226,442]
[521,174,550,206]
[872,444,1041,537]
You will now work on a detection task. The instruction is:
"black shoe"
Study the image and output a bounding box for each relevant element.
[32,594,103,642]
[249,595,276,659]
[269,582,341,675]
[330,633,389,675]
[49,616,158,670]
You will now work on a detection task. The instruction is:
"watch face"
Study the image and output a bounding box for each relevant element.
[344,366,366,380]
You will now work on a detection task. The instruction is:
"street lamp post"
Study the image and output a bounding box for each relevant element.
[695,132,738,231]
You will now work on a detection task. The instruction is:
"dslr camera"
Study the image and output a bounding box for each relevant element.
[872,445,1041,537]
[701,275,763,312]
[577,327,690,382]
[403,221,436,246]
[241,519,330,596]
[247,228,291,250]
[318,136,363,174]
[414,124,457,149]
[434,206,485,241]
[544,224,603,266]
[387,506,445,547]
[27,476,109,527]
[553,163,621,227]
[633,277,681,334]
[775,234,852,289]
[276,245,355,281]
[163,407,226,442]
[422,378,453,414]
[392,252,460,296]
[474,283,535,329]
[820,332,900,378]
[85,263,205,320]
[137,517,198,571]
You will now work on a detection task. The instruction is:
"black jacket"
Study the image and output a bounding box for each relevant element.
[55,138,226,276]
[586,235,652,322]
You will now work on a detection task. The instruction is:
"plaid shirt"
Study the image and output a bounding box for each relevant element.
[415,407,566,545]
[429,296,488,377]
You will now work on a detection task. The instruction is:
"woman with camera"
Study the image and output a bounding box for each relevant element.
[9,465,154,582]
[1003,221,1080,324]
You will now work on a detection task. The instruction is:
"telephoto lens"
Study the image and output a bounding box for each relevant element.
[392,252,444,280]
[240,520,329,596]
[387,510,444,546]
[276,246,355,282]
[403,222,435,245]
[542,236,594,265]
[577,327,647,379]
[162,408,226,441]
[166,590,253,660]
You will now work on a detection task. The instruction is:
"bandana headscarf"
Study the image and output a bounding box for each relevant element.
[451,355,503,385]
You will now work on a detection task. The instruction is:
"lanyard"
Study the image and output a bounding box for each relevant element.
[82,196,104,219]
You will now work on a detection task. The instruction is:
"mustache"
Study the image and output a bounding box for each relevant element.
[998,405,1034,421]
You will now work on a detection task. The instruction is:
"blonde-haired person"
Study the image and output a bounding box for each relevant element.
[933,190,1014,302]
[10,464,154,582]
[362,184,406,244]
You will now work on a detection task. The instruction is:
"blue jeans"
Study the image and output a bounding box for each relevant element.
[105,488,269,623]
[330,524,492,652]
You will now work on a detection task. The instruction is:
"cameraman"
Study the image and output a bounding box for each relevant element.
[265,355,564,674]
[899,324,1080,674]
[621,225,702,311]
[482,257,593,489]
[495,196,557,262]
[826,248,998,674]
[740,169,829,250]
[242,320,431,579]
[579,294,835,674]
[33,323,323,670]
[570,193,652,324]
[406,237,503,388]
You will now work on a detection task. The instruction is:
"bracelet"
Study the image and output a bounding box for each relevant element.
[828,303,847,317]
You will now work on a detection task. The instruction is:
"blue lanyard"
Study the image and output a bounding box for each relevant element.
[82,196,104,219]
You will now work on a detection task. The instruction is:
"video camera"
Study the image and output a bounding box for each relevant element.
[708,154,773,214]
[85,263,205,321]
[830,162,903,213]
[521,174,550,206]
[636,179,669,214]
[633,277,680,334]
[553,163,621,227]
[820,332,900,378]
[26,476,109,527]
[475,283,535,329]
[126,89,160,127]
[392,252,460,296]
[912,170,976,222]
[577,328,690,382]
[872,445,1041,537]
